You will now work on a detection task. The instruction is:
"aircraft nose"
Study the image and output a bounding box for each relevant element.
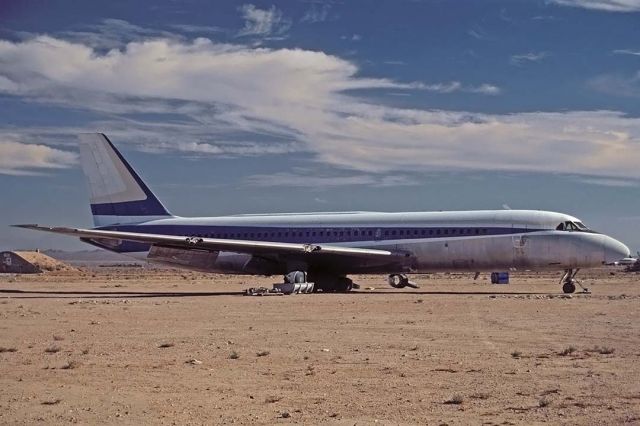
[603,236,630,264]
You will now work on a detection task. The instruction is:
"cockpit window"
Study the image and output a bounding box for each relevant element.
[556,221,590,232]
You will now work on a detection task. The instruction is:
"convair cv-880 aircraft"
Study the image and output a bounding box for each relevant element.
[16,134,631,294]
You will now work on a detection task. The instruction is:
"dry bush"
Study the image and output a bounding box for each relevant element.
[0,347,17,353]
[229,351,240,359]
[61,360,79,370]
[444,394,464,405]
[256,350,270,357]
[538,397,551,408]
[45,345,61,354]
[158,342,174,348]
[511,350,522,358]
[559,346,577,356]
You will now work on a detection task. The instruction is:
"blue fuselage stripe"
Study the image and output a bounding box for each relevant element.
[91,224,544,253]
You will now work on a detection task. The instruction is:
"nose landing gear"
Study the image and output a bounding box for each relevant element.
[560,269,589,294]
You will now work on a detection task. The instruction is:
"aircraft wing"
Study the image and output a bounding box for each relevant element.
[13,224,393,258]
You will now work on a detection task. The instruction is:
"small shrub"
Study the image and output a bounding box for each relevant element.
[45,345,61,354]
[0,347,17,353]
[265,395,282,403]
[559,346,577,356]
[158,343,174,348]
[444,394,464,405]
[61,360,79,370]
[229,351,240,359]
[470,392,490,400]
[511,350,522,358]
[41,399,61,405]
[256,350,270,357]
[538,398,551,408]
[588,345,615,355]
[53,335,64,341]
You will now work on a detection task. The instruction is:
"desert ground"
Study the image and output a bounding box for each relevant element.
[1,266,639,425]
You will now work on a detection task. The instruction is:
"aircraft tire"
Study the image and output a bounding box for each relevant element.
[562,281,576,294]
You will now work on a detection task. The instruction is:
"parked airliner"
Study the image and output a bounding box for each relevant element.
[15,134,630,293]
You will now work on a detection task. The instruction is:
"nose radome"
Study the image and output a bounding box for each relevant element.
[603,236,630,264]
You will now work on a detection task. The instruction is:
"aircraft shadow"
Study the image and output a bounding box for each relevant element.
[0,288,559,299]
[351,289,554,296]
[0,289,243,299]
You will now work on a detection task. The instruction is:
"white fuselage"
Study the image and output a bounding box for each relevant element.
[101,209,629,275]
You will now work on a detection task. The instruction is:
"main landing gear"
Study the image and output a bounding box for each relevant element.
[305,272,354,293]
[560,269,589,294]
[388,274,419,289]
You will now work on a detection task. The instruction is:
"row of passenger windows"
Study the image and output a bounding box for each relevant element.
[190,228,491,240]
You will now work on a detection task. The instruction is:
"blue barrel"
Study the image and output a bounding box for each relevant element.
[491,272,509,284]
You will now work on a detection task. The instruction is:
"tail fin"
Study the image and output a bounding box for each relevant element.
[78,133,172,227]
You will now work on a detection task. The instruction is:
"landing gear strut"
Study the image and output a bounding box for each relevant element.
[560,269,589,294]
[388,274,419,289]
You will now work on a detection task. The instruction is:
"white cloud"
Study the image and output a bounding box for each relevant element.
[1,34,640,180]
[238,4,291,37]
[245,171,420,187]
[589,71,640,97]
[301,3,331,23]
[548,0,640,12]
[613,49,640,56]
[510,52,548,66]
[420,81,501,95]
[0,137,77,176]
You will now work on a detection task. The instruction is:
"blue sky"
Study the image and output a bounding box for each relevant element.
[1,0,640,251]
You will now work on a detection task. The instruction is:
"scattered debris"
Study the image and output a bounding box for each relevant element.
[244,287,283,296]
[281,411,291,418]
[511,350,522,358]
[229,351,240,359]
[0,347,17,353]
[256,350,270,357]
[265,396,282,403]
[186,358,202,365]
[158,343,174,348]
[41,399,62,406]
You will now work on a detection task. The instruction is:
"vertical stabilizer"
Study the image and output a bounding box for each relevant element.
[78,133,172,226]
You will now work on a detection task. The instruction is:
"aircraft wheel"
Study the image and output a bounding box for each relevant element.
[562,281,576,294]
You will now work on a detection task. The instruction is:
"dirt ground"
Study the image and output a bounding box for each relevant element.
[1,267,639,425]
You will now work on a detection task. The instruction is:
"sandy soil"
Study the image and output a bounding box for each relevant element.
[1,267,639,425]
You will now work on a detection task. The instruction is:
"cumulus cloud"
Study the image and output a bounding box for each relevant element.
[548,0,640,12]
[1,34,640,179]
[0,137,77,175]
[238,4,291,37]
